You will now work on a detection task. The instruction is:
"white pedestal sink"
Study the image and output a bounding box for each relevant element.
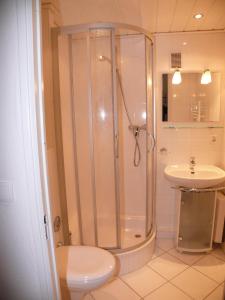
[164,164,225,188]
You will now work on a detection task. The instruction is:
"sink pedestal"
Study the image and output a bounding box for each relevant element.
[175,189,216,253]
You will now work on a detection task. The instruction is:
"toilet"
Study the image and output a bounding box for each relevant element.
[56,246,116,300]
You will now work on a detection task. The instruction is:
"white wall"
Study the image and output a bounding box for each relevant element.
[155,32,225,237]
[0,1,59,299]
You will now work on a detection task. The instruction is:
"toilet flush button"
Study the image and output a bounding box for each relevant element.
[0,181,14,204]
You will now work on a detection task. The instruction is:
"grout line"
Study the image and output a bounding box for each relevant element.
[147,262,190,282]
[120,267,169,299]
[169,281,194,300]
[191,265,223,285]
[148,244,224,298]
[210,251,225,262]
[156,243,175,253]
[141,280,168,299]
[109,242,224,300]
[157,242,217,268]
[202,281,225,300]
[166,249,205,266]
[145,263,170,280]
[118,276,144,298]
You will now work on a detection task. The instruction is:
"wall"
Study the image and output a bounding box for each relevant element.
[0,0,59,298]
[155,32,225,237]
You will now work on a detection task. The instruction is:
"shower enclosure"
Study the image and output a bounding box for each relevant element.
[55,23,155,253]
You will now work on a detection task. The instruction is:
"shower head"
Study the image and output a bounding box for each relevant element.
[98,55,120,73]
[98,55,112,63]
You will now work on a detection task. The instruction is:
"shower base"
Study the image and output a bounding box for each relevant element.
[121,215,146,249]
[70,216,155,275]
[115,226,156,275]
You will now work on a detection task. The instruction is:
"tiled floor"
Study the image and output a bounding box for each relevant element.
[86,239,225,300]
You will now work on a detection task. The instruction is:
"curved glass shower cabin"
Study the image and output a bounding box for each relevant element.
[56,23,155,252]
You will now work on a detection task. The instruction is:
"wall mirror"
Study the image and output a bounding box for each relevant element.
[162,72,221,123]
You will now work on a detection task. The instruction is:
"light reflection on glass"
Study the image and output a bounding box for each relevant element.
[147,78,152,86]
[100,109,106,121]
[142,111,146,120]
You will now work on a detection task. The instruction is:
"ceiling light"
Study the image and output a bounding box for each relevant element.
[194,13,203,19]
[201,69,212,85]
[172,69,182,85]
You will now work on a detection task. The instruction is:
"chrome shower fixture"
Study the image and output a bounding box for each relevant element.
[98,53,144,167]
[98,55,112,63]
[128,124,146,136]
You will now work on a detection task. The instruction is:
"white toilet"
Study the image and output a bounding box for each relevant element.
[56,246,116,300]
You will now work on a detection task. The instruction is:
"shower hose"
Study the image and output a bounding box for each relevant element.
[116,68,142,167]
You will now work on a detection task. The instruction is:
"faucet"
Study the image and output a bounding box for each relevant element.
[190,156,196,174]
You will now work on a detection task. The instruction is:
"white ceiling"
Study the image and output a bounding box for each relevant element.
[58,0,225,33]
[141,0,225,33]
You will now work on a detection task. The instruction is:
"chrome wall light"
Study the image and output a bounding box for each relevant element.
[171,53,182,85]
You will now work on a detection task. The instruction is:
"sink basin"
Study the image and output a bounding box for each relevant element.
[164,164,225,188]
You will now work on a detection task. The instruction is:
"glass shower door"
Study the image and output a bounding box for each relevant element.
[89,29,118,248]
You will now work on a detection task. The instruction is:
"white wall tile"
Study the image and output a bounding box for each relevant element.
[155,32,225,236]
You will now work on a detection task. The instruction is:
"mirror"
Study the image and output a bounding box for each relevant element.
[162,72,221,122]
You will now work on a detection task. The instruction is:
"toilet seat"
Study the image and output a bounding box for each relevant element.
[56,246,116,292]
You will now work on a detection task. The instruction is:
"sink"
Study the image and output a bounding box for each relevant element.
[164,164,225,188]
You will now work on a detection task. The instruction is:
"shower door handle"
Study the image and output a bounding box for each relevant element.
[148,133,155,152]
[115,133,119,158]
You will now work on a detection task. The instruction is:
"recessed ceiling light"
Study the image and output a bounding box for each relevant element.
[194,13,203,19]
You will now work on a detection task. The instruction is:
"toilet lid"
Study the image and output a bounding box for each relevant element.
[56,246,115,289]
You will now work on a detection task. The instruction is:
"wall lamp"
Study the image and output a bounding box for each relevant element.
[171,53,182,85]
[201,69,212,85]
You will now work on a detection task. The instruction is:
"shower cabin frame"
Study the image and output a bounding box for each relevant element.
[54,22,156,253]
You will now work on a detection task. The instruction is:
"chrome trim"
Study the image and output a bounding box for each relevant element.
[148,133,156,152]
[60,22,152,40]
[210,192,217,249]
[111,29,121,249]
[115,133,119,158]
[144,36,149,237]
[172,186,225,192]
[68,35,83,244]
[151,38,157,232]
[87,31,98,246]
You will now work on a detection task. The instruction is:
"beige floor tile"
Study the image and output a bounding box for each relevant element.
[211,247,225,262]
[193,255,225,284]
[152,247,165,259]
[171,268,218,300]
[121,266,166,297]
[84,294,94,300]
[91,278,140,300]
[205,284,225,300]
[143,282,192,300]
[148,253,188,280]
[168,248,204,265]
[156,238,175,251]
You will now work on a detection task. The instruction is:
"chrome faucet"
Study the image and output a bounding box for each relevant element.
[190,156,196,174]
